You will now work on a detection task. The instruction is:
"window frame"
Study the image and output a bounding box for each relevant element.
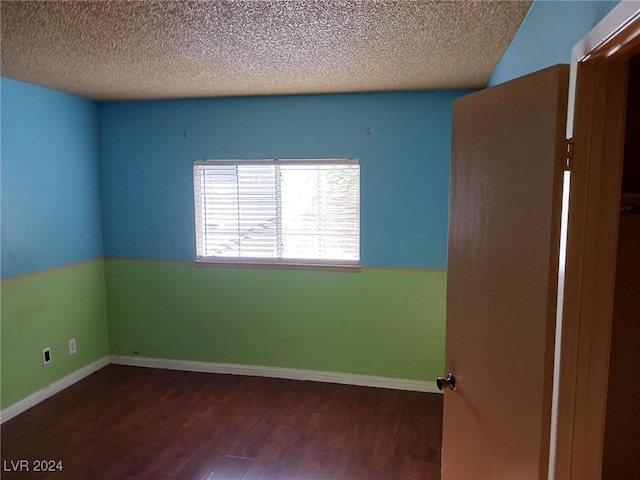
[193,158,362,272]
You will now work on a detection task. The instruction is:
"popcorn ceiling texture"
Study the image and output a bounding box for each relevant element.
[1,1,531,100]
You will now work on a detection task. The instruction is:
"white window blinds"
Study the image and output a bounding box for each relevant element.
[193,159,360,265]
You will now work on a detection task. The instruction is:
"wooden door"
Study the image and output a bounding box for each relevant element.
[442,65,569,479]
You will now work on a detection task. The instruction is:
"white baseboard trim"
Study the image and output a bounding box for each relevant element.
[1,355,440,423]
[0,356,110,424]
[110,355,442,394]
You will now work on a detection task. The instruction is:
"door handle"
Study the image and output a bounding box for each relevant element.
[437,373,457,391]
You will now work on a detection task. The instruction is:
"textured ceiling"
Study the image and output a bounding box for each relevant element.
[0,1,531,100]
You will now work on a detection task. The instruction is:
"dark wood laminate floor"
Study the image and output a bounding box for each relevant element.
[1,365,443,479]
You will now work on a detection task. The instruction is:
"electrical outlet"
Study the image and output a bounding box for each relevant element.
[68,338,76,355]
[43,347,52,365]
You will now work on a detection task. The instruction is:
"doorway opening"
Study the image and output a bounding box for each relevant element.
[555,4,640,477]
[601,51,640,479]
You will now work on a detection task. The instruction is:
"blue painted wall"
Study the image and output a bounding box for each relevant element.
[1,77,109,410]
[1,77,104,278]
[99,90,471,269]
[489,0,619,86]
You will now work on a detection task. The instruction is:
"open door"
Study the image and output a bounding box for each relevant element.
[441,65,569,479]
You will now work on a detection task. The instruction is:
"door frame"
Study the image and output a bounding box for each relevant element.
[555,3,640,479]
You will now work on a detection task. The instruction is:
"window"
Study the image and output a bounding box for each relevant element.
[193,159,360,270]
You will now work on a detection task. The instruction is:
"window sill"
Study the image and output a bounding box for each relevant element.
[194,258,362,273]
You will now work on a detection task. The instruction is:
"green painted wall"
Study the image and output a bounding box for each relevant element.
[106,260,446,381]
[1,261,109,408]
